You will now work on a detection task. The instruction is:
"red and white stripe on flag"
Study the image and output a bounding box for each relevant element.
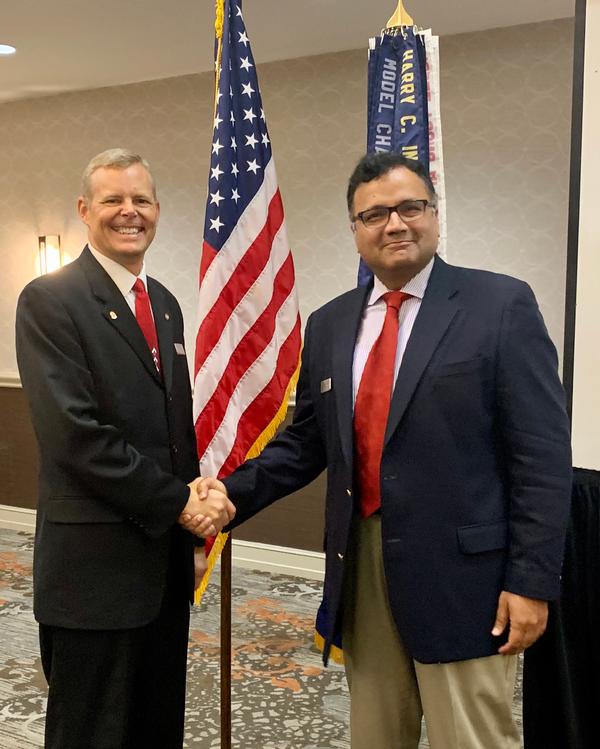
[193,0,301,595]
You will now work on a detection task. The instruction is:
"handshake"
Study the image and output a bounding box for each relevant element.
[178,476,236,538]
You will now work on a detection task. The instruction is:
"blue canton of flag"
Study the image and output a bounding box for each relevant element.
[203,3,272,249]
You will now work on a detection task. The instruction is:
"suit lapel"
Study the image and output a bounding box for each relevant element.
[384,256,460,444]
[332,285,371,471]
[79,247,163,386]
[147,278,175,395]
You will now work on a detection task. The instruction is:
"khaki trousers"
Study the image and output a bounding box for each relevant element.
[342,514,521,749]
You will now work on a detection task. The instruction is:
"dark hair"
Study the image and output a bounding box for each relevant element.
[346,152,436,213]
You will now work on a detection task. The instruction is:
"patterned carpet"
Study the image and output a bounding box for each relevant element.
[0,527,522,748]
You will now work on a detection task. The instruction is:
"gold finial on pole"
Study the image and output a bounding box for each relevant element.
[386,0,414,28]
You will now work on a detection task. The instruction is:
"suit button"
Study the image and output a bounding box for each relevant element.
[168,395,173,403]
[172,444,178,454]
[337,553,344,560]
[346,488,352,496]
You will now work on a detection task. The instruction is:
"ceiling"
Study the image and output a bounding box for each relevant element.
[1,0,574,104]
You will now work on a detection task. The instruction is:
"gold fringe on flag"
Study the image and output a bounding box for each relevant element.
[245,356,301,461]
[313,631,345,665]
[194,530,229,603]
[214,0,225,38]
[213,0,225,117]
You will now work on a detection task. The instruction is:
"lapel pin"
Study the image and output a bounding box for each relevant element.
[165,312,170,320]
[109,311,118,320]
[320,378,332,393]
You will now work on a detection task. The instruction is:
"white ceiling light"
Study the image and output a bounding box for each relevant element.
[0,44,17,56]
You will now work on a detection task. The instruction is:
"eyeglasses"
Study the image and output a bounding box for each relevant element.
[353,199,436,229]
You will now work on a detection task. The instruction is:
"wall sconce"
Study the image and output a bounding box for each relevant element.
[38,235,62,275]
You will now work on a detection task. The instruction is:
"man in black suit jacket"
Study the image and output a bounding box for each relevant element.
[188,152,572,748]
[16,148,234,749]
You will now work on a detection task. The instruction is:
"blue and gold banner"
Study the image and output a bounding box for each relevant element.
[358,29,430,286]
[367,30,429,164]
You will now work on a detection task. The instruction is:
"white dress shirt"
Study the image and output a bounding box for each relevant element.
[352,257,434,407]
[88,245,150,317]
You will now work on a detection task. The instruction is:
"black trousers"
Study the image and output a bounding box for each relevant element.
[523,468,600,749]
[39,562,190,749]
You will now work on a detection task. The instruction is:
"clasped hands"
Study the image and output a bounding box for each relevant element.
[178,477,236,538]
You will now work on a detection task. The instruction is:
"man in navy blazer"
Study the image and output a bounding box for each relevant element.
[199,152,572,748]
[16,149,234,749]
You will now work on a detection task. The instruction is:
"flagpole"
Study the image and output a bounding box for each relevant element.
[220,534,232,749]
[210,3,233,746]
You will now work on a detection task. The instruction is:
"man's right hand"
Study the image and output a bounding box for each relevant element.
[178,477,235,538]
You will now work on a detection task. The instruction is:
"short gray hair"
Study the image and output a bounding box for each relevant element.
[81,148,156,199]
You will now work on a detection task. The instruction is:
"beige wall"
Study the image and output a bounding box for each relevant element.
[0,18,573,376]
[571,0,599,470]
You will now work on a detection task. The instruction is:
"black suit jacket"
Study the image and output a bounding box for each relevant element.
[16,246,199,629]
[225,256,572,663]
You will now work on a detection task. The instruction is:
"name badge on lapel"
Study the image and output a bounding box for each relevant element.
[320,377,332,393]
[174,343,186,356]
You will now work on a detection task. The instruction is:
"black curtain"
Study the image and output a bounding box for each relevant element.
[523,467,600,748]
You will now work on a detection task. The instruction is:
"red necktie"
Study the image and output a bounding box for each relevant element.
[354,290,411,518]
[132,278,161,373]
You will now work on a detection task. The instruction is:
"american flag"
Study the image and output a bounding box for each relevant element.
[193,0,301,487]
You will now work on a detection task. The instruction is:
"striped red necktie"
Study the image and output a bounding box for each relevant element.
[354,290,411,518]
[132,278,161,373]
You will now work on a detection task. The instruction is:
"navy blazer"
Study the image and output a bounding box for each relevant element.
[16,247,198,629]
[226,256,572,664]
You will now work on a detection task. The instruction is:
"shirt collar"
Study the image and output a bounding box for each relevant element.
[88,244,148,298]
[368,255,435,306]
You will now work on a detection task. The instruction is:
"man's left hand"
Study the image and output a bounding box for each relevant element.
[492,590,548,655]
